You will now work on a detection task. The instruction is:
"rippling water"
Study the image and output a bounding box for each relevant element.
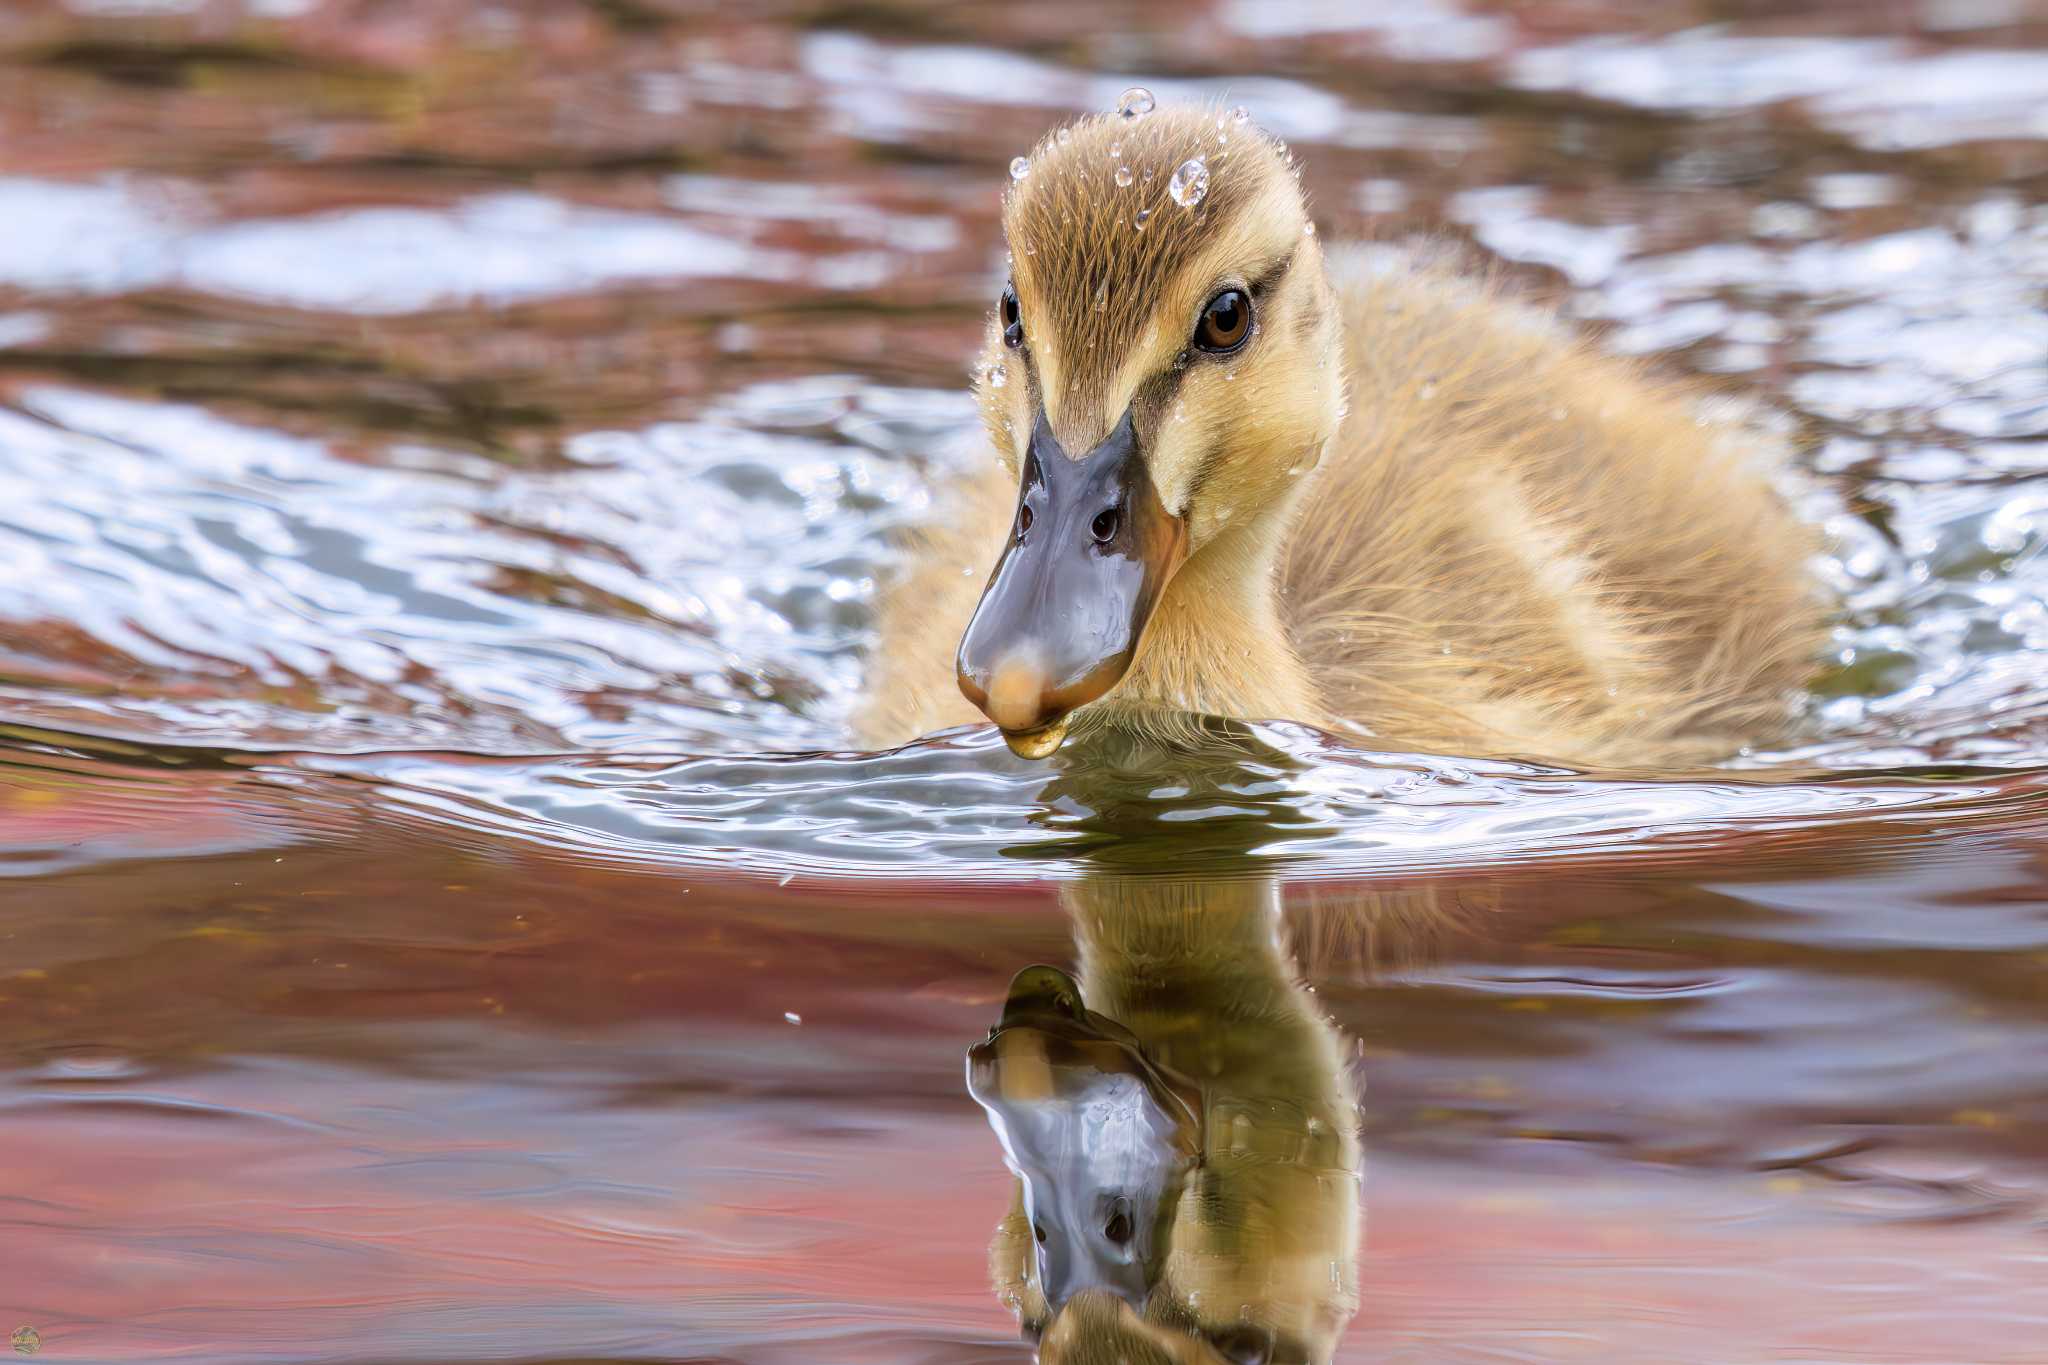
[3,2,2047,1361]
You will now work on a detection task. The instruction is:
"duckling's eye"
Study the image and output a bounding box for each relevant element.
[1000,284,1023,349]
[1194,288,1252,354]
[1090,506,1120,544]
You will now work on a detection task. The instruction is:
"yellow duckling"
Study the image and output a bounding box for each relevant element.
[858,104,1827,766]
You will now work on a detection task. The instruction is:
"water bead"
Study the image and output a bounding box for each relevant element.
[1108,140,1122,157]
[1115,165,1133,188]
[988,362,1008,389]
[1169,156,1209,208]
[1093,279,1108,312]
[1304,220,1316,236]
[1132,207,1151,231]
[1230,104,1251,127]
[1056,127,1072,146]
[1009,156,1030,181]
[1117,87,1155,120]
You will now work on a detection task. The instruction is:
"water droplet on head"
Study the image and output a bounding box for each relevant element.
[1115,165,1133,188]
[1056,127,1072,146]
[1225,369,1237,382]
[987,362,1008,389]
[1230,104,1251,128]
[1169,157,1209,208]
[1117,87,1155,120]
[1420,379,1438,399]
[1093,278,1107,312]
[1009,156,1030,181]
[1132,207,1151,231]
[1304,220,1316,236]
[1108,140,1122,158]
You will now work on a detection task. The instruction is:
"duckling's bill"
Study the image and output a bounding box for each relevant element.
[956,410,1188,755]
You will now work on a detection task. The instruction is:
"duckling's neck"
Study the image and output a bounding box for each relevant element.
[1117,491,1317,726]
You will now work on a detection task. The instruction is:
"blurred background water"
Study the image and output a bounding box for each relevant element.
[1,1,2046,1361]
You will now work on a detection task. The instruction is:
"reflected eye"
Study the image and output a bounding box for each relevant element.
[1210,1325,1275,1365]
[1102,1205,1133,1244]
[1194,289,1251,353]
[1001,284,1024,349]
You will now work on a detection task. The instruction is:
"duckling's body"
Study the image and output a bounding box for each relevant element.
[858,108,1825,767]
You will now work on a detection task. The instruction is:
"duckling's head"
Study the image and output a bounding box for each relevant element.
[957,104,1343,758]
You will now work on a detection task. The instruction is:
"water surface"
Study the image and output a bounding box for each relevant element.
[3,2,2047,1360]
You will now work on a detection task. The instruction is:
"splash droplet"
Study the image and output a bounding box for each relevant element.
[1009,156,1030,181]
[1114,165,1133,188]
[1132,207,1151,231]
[1169,157,1209,208]
[1117,87,1155,120]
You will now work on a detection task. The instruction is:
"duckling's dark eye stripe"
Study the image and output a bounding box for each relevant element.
[1246,245,1298,301]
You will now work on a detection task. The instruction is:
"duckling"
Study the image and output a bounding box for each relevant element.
[971,875,1362,1363]
[857,104,1828,767]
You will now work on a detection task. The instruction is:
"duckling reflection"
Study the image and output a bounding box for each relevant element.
[969,874,1361,1364]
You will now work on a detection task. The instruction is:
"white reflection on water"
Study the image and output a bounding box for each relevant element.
[294,723,2045,882]
[1509,34,2048,148]
[0,180,798,314]
[0,381,971,752]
